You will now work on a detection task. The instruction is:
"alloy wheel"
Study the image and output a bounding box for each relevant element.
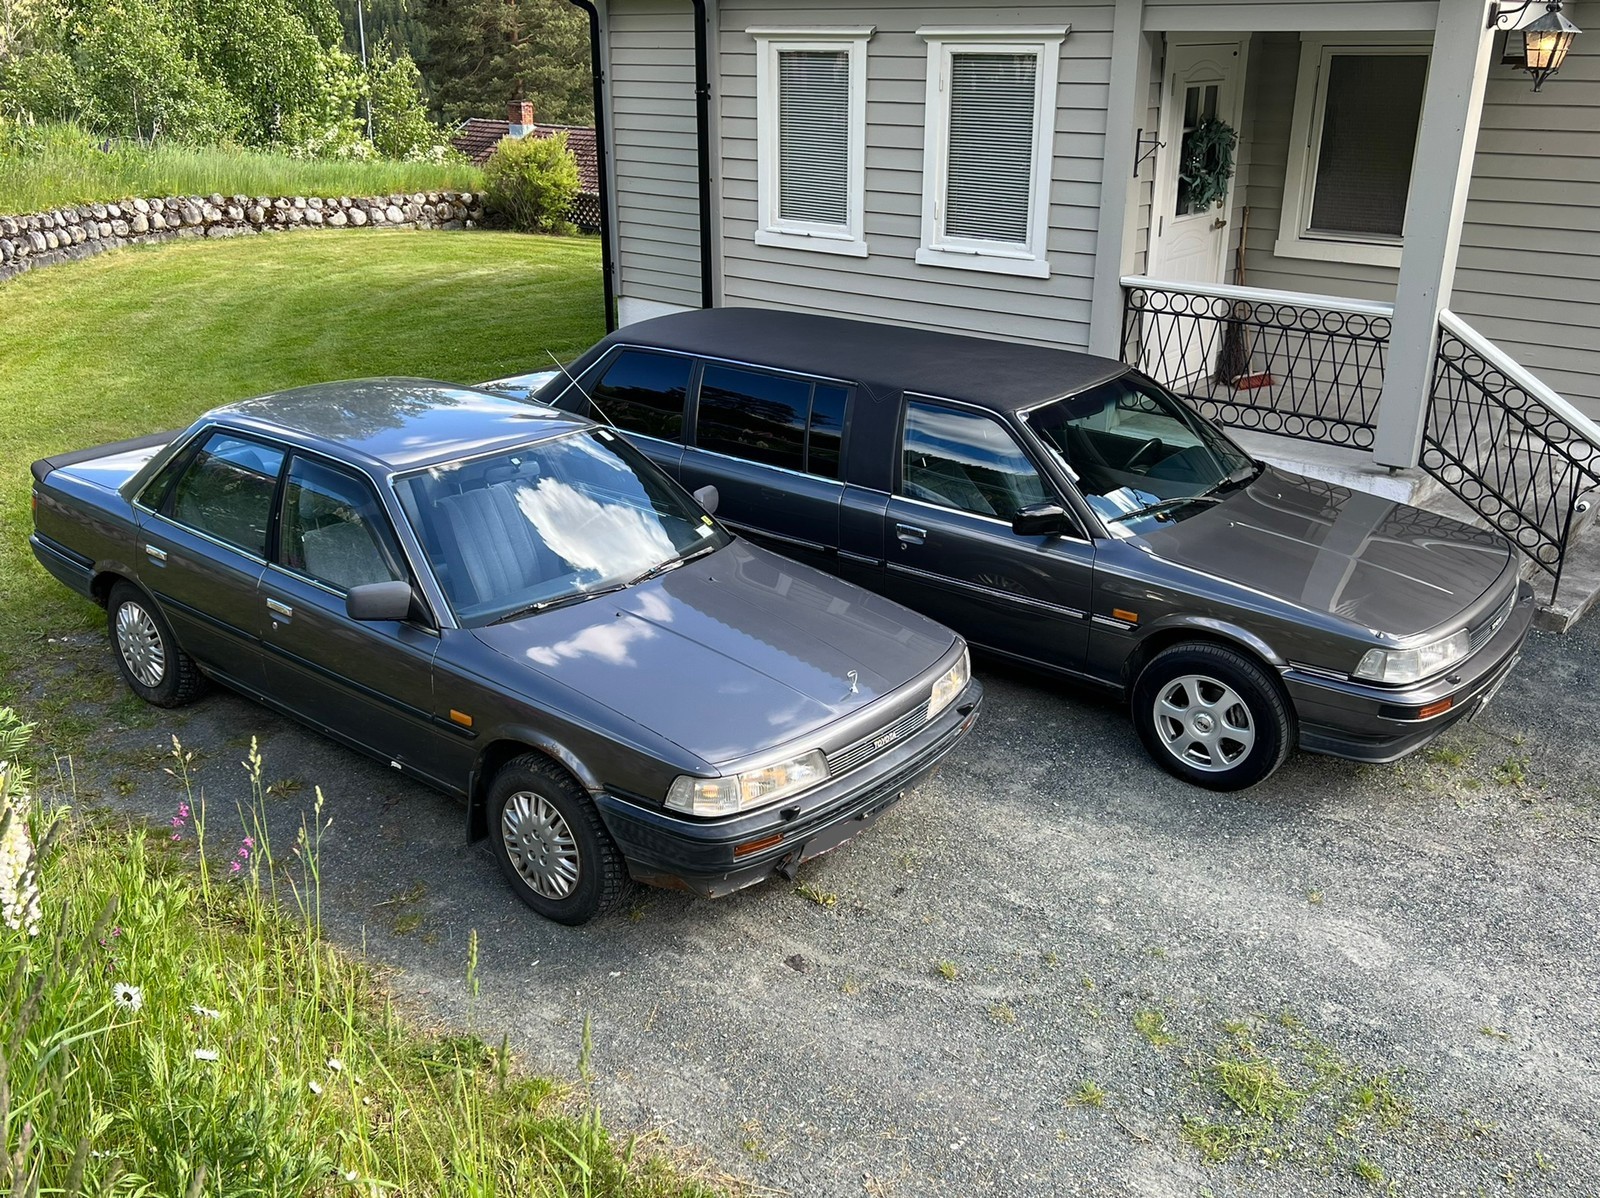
[1152,673,1255,772]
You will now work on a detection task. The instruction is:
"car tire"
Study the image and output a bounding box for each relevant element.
[1131,642,1292,791]
[106,581,207,708]
[488,754,627,925]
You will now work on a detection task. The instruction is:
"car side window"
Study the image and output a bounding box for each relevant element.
[899,401,1050,522]
[278,457,405,593]
[161,432,285,556]
[692,365,850,480]
[696,364,809,472]
[589,350,691,441]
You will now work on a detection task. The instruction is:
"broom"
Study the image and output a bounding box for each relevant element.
[1213,206,1273,390]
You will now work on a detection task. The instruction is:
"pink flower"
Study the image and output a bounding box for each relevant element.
[242,837,254,849]
[229,860,241,875]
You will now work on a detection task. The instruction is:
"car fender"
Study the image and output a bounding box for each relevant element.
[465,723,607,842]
[1128,614,1288,677]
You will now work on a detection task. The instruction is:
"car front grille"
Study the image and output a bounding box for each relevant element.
[827,700,931,777]
[1469,589,1516,653]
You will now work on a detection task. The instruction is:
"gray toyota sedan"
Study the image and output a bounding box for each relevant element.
[29,381,981,923]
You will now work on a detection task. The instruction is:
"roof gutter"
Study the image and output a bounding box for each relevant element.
[565,0,618,332]
[690,0,715,309]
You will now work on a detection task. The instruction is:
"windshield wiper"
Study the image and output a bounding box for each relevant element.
[1106,494,1223,526]
[1207,460,1263,496]
[630,540,719,586]
[489,580,632,625]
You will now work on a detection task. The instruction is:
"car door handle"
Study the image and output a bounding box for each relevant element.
[265,598,293,620]
[895,523,927,546]
[143,543,168,565]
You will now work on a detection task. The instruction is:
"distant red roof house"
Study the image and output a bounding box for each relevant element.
[452,101,599,193]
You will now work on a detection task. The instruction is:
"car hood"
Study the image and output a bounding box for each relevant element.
[1138,467,1514,637]
[471,541,957,765]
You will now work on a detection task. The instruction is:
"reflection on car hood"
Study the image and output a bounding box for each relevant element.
[472,540,957,765]
[1140,467,1513,637]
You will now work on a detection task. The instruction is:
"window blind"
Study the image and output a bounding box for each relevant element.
[944,52,1038,243]
[778,50,850,226]
[1309,54,1427,238]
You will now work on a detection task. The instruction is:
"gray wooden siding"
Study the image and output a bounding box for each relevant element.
[608,0,703,309]
[1453,39,1600,417]
[716,0,1115,350]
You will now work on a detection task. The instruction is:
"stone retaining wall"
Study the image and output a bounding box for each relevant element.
[0,190,486,282]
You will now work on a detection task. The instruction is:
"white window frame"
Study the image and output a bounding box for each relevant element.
[1275,32,1432,269]
[749,26,873,258]
[915,26,1066,281]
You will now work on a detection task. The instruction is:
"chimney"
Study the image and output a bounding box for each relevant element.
[507,99,535,138]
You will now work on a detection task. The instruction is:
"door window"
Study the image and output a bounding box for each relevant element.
[696,364,810,472]
[589,350,692,441]
[161,432,285,556]
[278,458,404,593]
[899,401,1049,521]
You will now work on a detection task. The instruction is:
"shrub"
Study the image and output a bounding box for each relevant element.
[482,131,579,233]
[0,50,88,124]
[368,46,441,161]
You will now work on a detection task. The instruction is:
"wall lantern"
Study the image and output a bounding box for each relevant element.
[1490,0,1581,91]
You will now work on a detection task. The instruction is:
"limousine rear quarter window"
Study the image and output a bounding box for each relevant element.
[591,350,691,441]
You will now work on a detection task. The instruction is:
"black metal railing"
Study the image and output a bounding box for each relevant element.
[1121,277,1391,450]
[1422,314,1600,598]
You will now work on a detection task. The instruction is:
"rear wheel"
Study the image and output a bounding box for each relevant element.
[1131,642,1291,790]
[487,754,626,925]
[106,581,207,707]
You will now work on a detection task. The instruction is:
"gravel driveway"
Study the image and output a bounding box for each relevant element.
[32,611,1600,1196]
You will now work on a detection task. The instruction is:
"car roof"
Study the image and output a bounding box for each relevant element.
[210,378,590,471]
[593,307,1130,411]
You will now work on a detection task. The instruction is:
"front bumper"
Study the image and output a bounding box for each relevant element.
[1286,581,1535,763]
[597,679,983,897]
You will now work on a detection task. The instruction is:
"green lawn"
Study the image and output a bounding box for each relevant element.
[0,124,484,214]
[0,229,604,685]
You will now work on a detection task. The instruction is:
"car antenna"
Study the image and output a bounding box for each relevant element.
[544,350,615,427]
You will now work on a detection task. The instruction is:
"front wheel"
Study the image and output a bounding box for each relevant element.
[487,754,627,925]
[1131,642,1292,791]
[106,581,207,707]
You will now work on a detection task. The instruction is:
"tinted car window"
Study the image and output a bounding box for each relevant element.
[590,350,691,440]
[162,432,285,555]
[809,384,847,479]
[696,364,809,472]
[279,457,404,592]
[900,401,1049,522]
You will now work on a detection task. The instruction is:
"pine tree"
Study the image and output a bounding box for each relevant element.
[418,0,590,128]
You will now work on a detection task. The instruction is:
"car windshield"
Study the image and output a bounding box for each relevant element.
[1023,375,1256,533]
[395,429,731,626]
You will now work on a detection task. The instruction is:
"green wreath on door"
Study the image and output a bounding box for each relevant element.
[1178,117,1237,211]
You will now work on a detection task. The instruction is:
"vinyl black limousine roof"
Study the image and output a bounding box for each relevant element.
[585,307,1130,412]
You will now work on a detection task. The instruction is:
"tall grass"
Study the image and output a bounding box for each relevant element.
[0,122,484,214]
[0,710,717,1197]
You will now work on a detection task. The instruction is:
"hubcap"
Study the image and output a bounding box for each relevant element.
[1153,674,1255,773]
[115,601,166,689]
[501,791,581,900]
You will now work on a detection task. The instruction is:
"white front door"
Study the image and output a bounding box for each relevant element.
[1147,38,1248,386]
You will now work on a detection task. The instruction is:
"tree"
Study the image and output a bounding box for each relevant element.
[419,0,590,127]
[73,0,239,142]
[367,38,437,158]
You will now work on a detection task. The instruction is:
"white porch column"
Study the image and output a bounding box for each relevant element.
[1372,0,1496,469]
[1087,0,1151,358]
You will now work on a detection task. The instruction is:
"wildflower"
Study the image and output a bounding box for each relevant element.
[0,783,42,938]
[191,1004,221,1021]
[344,1170,358,1182]
[229,860,241,875]
[309,1080,323,1095]
[111,983,143,1012]
[193,1048,219,1062]
[326,1057,343,1073]
[170,801,190,840]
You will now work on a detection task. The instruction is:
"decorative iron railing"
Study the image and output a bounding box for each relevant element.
[1120,276,1392,450]
[1423,311,1600,598]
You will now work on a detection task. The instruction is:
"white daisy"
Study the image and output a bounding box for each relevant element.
[190,1004,221,1020]
[309,1080,323,1095]
[326,1057,344,1073]
[112,983,143,1012]
[193,1048,219,1062]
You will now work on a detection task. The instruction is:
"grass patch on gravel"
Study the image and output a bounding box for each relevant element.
[0,229,602,745]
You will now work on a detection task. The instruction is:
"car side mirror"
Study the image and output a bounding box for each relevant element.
[693,484,720,516]
[1012,503,1069,538]
[347,580,419,622]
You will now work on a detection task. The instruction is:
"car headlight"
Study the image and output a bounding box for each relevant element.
[1352,629,1472,685]
[927,647,971,721]
[665,750,830,816]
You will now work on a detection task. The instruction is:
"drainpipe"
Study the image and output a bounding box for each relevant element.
[566,0,618,332]
[690,0,715,309]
